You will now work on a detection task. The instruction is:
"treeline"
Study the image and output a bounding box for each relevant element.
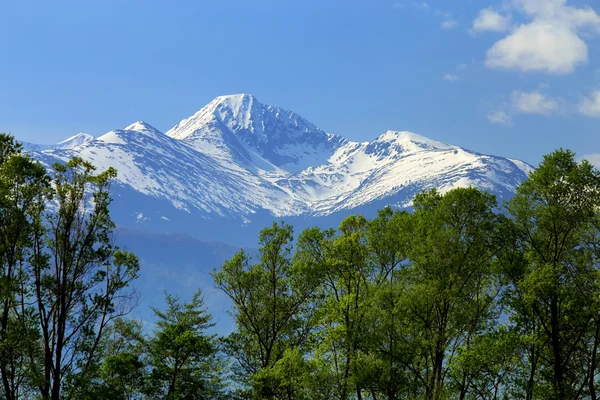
[1,131,600,400]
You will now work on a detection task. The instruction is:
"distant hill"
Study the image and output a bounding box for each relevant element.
[114,227,253,333]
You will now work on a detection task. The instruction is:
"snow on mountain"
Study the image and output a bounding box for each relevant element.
[123,121,163,136]
[22,132,94,152]
[280,129,531,215]
[42,123,297,217]
[57,132,94,149]
[22,94,534,230]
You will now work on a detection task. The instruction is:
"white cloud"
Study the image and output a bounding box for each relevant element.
[488,89,565,125]
[486,21,588,73]
[487,110,513,125]
[514,0,600,26]
[511,90,561,115]
[472,8,512,32]
[477,0,600,74]
[457,63,468,70]
[443,73,459,81]
[580,154,600,168]
[578,89,600,117]
[441,19,459,30]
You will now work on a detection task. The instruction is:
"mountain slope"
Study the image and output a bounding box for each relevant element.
[22,94,533,242]
[298,130,532,215]
[34,121,294,218]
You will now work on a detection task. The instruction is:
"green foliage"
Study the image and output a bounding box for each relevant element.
[0,133,49,400]
[70,291,226,400]
[74,318,146,399]
[213,222,323,398]
[145,290,225,400]
[0,134,140,400]
[502,149,600,400]
[406,188,501,399]
[33,157,140,400]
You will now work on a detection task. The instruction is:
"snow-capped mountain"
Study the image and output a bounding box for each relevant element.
[23,94,533,244]
[22,132,94,152]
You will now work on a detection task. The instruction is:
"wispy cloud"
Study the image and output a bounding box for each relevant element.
[443,64,469,82]
[471,8,512,34]
[393,1,429,10]
[487,110,512,125]
[511,90,562,115]
[436,9,459,30]
[443,64,468,82]
[441,19,459,30]
[395,1,459,30]
[578,89,600,117]
[443,73,459,81]
[413,1,430,10]
[490,87,598,124]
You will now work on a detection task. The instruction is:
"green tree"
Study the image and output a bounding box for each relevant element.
[311,215,373,400]
[99,318,146,400]
[448,326,522,400]
[71,317,146,400]
[213,222,323,399]
[145,290,225,400]
[362,207,413,399]
[401,187,501,400]
[251,347,314,400]
[503,149,600,399]
[495,214,545,400]
[29,157,140,400]
[0,133,49,400]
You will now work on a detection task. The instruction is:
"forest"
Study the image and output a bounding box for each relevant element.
[1,131,600,400]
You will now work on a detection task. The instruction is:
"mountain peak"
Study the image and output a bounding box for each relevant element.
[166,94,342,172]
[376,130,453,150]
[56,132,94,149]
[213,93,257,103]
[124,121,162,134]
[22,132,94,152]
[208,94,259,131]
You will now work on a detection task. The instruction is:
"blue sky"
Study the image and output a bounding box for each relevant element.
[1,0,599,165]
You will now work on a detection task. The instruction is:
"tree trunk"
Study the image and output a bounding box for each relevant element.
[0,353,15,400]
[167,368,178,400]
[526,343,537,400]
[356,384,363,400]
[432,346,445,400]
[550,296,565,400]
[458,371,468,400]
[589,319,600,400]
[0,262,15,400]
